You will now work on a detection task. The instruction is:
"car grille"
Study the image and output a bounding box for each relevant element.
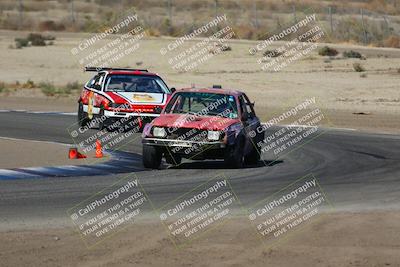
[165,127,208,142]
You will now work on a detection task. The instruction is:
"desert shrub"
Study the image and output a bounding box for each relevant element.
[343,50,362,59]
[0,82,5,93]
[353,63,365,72]
[14,38,29,48]
[39,81,58,96]
[15,33,55,48]
[40,81,77,96]
[209,43,232,54]
[23,79,36,89]
[318,46,338,57]
[28,33,46,46]
[38,20,66,31]
[383,35,400,48]
[65,81,82,90]
[263,49,282,58]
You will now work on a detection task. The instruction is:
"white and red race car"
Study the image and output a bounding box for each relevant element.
[78,67,175,130]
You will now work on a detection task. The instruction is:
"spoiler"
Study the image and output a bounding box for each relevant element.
[84,67,149,72]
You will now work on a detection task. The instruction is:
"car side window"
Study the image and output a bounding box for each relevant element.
[243,94,256,118]
[238,96,247,118]
[87,74,104,91]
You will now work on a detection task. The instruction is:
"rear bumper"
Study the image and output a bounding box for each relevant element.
[104,110,160,118]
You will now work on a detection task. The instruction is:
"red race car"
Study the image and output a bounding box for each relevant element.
[142,86,264,168]
[78,67,175,130]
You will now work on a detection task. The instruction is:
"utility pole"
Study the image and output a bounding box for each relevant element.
[70,0,76,24]
[214,0,218,18]
[292,5,297,23]
[360,8,368,45]
[329,6,333,33]
[167,0,172,22]
[18,0,23,30]
[254,1,258,29]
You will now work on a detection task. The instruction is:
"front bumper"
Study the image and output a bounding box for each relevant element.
[143,138,226,149]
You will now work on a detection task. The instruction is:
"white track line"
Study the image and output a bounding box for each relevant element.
[0,136,73,146]
[0,109,76,116]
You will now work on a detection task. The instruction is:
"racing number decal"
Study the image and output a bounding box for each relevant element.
[88,91,94,119]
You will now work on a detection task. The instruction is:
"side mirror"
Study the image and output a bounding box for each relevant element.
[170,87,176,93]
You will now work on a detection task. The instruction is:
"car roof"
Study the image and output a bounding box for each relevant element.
[177,87,243,96]
[103,70,158,76]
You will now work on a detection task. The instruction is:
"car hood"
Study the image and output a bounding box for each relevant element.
[152,114,240,131]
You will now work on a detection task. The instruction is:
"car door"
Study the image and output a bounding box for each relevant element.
[239,94,261,153]
[85,73,105,118]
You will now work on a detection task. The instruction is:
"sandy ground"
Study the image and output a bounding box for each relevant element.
[0,211,399,267]
[0,30,399,134]
[0,31,399,266]
[0,137,105,168]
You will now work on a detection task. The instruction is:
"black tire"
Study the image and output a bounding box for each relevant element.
[77,101,89,127]
[165,152,182,166]
[244,145,260,165]
[98,108,106,130]
[142,144,162,169]
[224,137,244,168]
[98,108,114,132]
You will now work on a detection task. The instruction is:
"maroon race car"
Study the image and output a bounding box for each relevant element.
[141,86,264,168]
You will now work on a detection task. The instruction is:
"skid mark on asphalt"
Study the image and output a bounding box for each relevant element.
[0,151,144,180]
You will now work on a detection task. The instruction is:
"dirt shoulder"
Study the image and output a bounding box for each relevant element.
[0,95,77,113]
[0,137,104,168]
[0,211,398,267]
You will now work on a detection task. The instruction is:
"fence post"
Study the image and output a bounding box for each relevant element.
[329,6,333,33]
[214,0,218,18]
[167,0,172,33]
[360,8,368,44]
[18,0,23,30]
[254,1,258,28]
[167,0,172,22]
[382,14,390,37]
[292,5,297,23]
[70,0,75,24]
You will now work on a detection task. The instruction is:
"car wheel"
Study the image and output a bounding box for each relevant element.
[98,108,113,131]
[165,152,182,166]
[142,144,162,169]
[224,137,244,168]
[78,101,89,127]
[244,145,260,165]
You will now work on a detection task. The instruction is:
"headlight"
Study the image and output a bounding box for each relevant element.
[207,130,220,141]
[153,127,167,138]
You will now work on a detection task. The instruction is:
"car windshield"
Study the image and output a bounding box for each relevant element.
[164,92,238,119]
[104,74,170,93]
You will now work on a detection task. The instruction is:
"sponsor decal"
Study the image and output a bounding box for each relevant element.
[88,91,94,119]
[133,94,155,102]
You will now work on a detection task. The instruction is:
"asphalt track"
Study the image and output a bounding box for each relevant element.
[0,111,400,229]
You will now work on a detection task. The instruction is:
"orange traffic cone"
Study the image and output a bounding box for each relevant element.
[95,139,103,158]
[77,151,87,159]
[69,147,87,159]
[69,147,78,159]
